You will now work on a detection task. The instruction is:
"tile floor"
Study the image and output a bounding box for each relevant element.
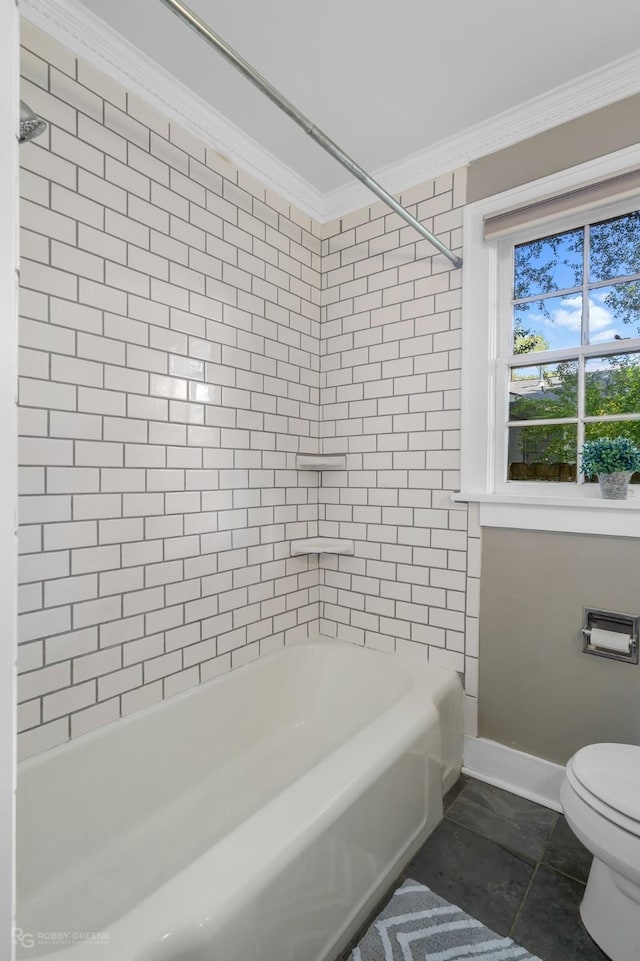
[337,775,608,961]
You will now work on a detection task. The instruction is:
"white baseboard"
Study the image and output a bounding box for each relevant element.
[462,736,565,813]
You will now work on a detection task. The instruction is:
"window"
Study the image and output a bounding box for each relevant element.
[502,211,640,488]
[460,145,640,536]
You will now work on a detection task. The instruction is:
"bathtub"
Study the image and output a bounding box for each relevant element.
[16,638,463,961]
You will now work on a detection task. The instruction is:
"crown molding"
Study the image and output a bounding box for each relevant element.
[20,0,640,226]
[20,0,326,222]
[324,49,640,221]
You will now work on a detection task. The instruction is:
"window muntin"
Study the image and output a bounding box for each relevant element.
[503,208,640,486]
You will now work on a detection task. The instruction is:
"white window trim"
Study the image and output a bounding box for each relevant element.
[459,143,640,537]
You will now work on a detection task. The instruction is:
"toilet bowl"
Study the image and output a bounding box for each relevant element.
[560,743,640,961]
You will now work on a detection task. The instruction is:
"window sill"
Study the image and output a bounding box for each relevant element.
[452,490,640,537]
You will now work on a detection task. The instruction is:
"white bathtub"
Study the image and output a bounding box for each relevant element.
[16,638,463,961]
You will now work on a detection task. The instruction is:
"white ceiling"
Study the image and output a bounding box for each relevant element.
[77,0,640,194]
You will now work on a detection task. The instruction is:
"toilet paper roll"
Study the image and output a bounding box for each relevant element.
[588,627,632,654]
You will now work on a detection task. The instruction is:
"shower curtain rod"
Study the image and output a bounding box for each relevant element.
[158,0,463,269]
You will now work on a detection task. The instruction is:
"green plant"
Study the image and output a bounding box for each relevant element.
[580,436,640,477]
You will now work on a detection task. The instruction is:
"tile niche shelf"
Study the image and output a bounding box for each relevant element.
[290,537,355,556]
[292,456,350,556]
[295,454,346,470]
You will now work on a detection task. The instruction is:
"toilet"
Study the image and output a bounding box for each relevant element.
[560,743,640,961]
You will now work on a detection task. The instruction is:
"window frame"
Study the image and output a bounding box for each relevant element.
[496,202,640,495]
[460,144,640,536]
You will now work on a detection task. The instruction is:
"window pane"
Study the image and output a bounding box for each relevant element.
[508,424,577,481]
[589,211,640,283]
[513,294,582,354]
[509,361,578,421]
[583,421,640,483]
[514,228,583,299]
[587,282,640,343]
[585,352,640,416]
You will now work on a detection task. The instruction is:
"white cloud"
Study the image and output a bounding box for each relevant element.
[544,295,582,331]
[589,295,617,333]
[519,295,581,332]
[525,293,620,341]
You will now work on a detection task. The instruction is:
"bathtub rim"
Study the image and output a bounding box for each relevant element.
[17,635,458,774]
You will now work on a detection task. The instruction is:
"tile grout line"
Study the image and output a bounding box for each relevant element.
[442,784,562,942]
[508,859,541,940]
[536,815,591,886]
[444,804,556,869]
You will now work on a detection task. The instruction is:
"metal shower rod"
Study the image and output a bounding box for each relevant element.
[158,0,463,269]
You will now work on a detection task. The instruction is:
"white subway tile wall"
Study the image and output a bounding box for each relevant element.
[17,23,322,759]
[18,21,479,758]
[318,179,479,732]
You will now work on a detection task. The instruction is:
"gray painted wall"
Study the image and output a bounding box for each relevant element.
[468,93,640,202]
[479,527,640,765]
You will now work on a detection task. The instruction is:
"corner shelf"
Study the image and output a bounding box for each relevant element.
[295,454,346,471]
[291,537,354,556]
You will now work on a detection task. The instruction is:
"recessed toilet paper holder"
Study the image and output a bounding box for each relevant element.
[582,608,639,664]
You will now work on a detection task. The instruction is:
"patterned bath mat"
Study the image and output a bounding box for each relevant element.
[348,879,542,960]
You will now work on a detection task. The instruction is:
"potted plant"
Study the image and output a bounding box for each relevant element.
[580,436,640,499]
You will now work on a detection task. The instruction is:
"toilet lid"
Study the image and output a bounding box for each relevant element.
[571,743,640,824]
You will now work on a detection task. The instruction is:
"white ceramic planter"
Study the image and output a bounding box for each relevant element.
[598,471,633,499]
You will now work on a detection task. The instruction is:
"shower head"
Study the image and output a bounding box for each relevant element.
[19,101,47,144]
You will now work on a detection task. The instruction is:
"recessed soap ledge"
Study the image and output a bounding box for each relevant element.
[291,537,354,555]
[295,454,346,470]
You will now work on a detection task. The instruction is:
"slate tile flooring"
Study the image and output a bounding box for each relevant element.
[336,776,608,961]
